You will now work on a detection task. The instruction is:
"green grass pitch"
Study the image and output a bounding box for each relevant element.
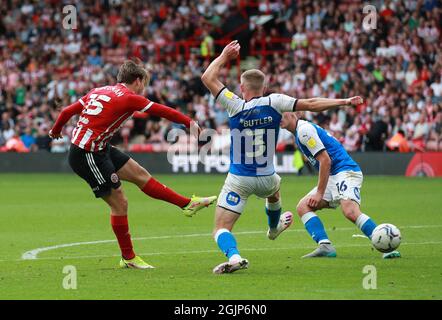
[1,173,441,300]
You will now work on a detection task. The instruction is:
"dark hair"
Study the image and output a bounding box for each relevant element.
[117,60,149,84]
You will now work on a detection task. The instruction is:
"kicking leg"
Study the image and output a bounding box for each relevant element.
[212,206,248,274]
[102,187,154,269]
[266,191,293,240]
[341,199,377,238]
[341,200,401,259]
[296,196,336,258]
[117,158,216,216]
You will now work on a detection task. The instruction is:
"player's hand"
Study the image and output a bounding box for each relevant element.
[189,121,201,139]
[346,96,364,106]
[48,129,63,140]
[307,192,323,209]
[220,40,240,61]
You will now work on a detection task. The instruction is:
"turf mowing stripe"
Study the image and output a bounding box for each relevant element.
[3,240,442,263]
[19,224,442,261]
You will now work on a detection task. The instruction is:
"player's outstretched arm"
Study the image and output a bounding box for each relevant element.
[201,40,240,97]
[146,103,198,131]
[131,95,201,137]
[296,96,363,112]
[49,101,83,139]
[307,150,331,209]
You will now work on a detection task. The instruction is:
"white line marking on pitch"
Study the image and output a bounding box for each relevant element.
[8,241,442,263]
[19,224,442,261]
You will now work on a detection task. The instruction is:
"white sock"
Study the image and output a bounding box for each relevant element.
[355,213,370,229]
[266,199,281,211]
[229,254,242,263]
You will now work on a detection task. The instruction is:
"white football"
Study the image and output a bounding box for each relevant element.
[371,223,401,253]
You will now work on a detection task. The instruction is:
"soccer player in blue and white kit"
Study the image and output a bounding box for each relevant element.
[280,112,401,259]
[201,41,366,273]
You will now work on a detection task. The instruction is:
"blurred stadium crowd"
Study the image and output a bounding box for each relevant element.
[0,0,441,153]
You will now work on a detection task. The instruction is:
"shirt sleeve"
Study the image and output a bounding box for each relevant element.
[146,103,191,128]
[50,101,84,134]
[269,93,298,113]
[127,94,191,128]
[215,87,244,117]
[126,94,152,112]
[297,122,326,157]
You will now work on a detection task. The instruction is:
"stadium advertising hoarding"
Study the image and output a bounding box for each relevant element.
[1,152,442,176]
[143,152,442,176]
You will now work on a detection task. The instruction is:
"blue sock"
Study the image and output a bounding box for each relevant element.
[215,229,240,259]
[356,214,377,239]
[301,212,330,244]
[266,199,281,229]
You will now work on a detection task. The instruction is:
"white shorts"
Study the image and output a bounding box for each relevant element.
[307,170,363,208]
[217,172,281,214]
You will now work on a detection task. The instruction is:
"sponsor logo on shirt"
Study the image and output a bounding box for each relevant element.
[224,91,234,99]
[307,137,317,148]
[241,116,273,128]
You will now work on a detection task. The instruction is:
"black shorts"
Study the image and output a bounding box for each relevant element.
[68,143,130,198]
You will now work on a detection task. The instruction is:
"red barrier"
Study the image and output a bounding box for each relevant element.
[250,37,293,66]
[405,152,442,177]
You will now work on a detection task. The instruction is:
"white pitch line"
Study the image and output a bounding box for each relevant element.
[20,229,311,260]
[20,224,442,261]
[5,240,442,263]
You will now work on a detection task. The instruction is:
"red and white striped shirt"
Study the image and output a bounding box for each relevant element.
[51,83,191,152]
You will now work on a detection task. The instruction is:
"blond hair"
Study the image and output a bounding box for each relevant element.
[240,69,266,92]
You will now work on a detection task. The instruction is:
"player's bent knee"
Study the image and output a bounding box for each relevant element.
[267,191,280,203]
[136,163,151,180]
[118,159,151,188]
[131,162,151,187]
[296,199,309,216]
[343,209,359,222]
[341,201,360,222]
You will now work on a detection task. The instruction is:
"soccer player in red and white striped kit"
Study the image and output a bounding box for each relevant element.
[49,60,216,269]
